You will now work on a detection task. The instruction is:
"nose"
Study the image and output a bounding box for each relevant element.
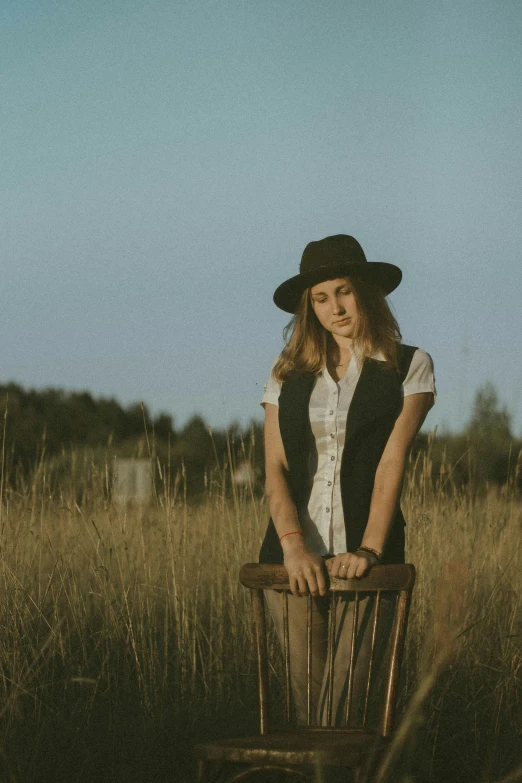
[332,296,346,315]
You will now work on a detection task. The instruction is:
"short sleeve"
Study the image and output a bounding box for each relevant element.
[402,349,436,398]
[260,358,282,407]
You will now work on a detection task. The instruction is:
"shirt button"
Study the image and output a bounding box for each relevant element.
[330,433,335,439]
[330,455,335,461]
[329,410,334,415]
[326,507,330,513]
[327,480,332,486]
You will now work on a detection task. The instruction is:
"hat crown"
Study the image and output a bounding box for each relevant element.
[300,234,367,275]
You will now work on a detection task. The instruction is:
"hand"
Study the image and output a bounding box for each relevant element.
[282,537,328,597]
[326,551,376,580]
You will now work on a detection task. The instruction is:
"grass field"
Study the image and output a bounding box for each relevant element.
[0,439,521,782]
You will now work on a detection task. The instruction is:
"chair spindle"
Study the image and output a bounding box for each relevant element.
[326,593,337,726]
[282,591,291,724]
[343,592,360,726]
[362,590,382,727]
[306,593,312,726]
[252,588,269,735]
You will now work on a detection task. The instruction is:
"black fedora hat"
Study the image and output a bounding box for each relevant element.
[273,234,402,314]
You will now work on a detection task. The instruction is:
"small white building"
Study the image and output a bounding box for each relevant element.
[232,460,256,487]
[113,458,153,504]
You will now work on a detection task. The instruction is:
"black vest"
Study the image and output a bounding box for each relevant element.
[259,344,417,565]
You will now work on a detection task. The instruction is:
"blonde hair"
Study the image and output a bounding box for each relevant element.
[273,276,402,383]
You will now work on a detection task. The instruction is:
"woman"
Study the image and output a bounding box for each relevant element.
[260,234,435,726]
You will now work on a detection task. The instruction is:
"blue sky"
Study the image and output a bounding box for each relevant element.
[2,0,521,434]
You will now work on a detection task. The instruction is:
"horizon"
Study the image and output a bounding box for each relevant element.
[1,374,517,439]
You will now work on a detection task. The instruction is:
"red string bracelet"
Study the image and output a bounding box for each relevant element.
[279,531,303,542]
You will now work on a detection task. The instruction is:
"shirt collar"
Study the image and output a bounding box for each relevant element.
[320,346,385,375]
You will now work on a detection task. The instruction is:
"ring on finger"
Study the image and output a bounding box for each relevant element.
[340,564,348,571]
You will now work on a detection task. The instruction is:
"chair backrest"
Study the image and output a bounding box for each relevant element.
[239,563,415,737]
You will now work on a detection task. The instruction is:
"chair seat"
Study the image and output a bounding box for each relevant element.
[195,729,389,767]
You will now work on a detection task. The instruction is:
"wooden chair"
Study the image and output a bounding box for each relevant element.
[194,563,415,782]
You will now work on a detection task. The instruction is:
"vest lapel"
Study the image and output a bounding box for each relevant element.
[345,359,402,443]
[278,372,316,457]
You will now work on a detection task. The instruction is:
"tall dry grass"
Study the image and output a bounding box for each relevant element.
[397,438,522,782]
[0,434,520,782]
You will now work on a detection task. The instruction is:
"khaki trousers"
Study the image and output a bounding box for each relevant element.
[265,590,394,727]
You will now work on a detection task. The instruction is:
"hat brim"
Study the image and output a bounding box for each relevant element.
[273,262,402,314]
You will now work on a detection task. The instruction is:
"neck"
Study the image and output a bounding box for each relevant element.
[328,335,354,366]
[332,333,354,349]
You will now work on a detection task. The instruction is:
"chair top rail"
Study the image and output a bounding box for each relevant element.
[240,563,415,592]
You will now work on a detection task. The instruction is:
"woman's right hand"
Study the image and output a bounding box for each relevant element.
[282,536,328,597]
[263,403,327,597]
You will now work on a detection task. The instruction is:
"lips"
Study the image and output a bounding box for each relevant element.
[334,318,351,326]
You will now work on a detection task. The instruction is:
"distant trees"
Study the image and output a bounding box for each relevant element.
[0,382,172,470]
[0,383,263,497]
[410,382,520,491]
[0,380,519,496]
[466,382,512,442]
[464,382,517,486]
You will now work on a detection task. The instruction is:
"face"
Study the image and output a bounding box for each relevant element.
[309,277,359,340]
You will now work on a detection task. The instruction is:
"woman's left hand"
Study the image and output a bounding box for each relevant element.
[326,551,376,580]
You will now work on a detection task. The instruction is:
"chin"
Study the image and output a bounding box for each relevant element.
[332,326,354,337]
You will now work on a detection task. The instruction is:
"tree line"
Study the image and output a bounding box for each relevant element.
[0,380,520,496]
[0,382,253,496]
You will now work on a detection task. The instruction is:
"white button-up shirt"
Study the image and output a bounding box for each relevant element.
[261,349,436,556]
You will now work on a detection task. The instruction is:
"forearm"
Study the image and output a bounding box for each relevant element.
[361,456,407,553]
[265,470,327,595]
[265,471,302,540]
[263,403,327,595]
[360,392,434,554]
